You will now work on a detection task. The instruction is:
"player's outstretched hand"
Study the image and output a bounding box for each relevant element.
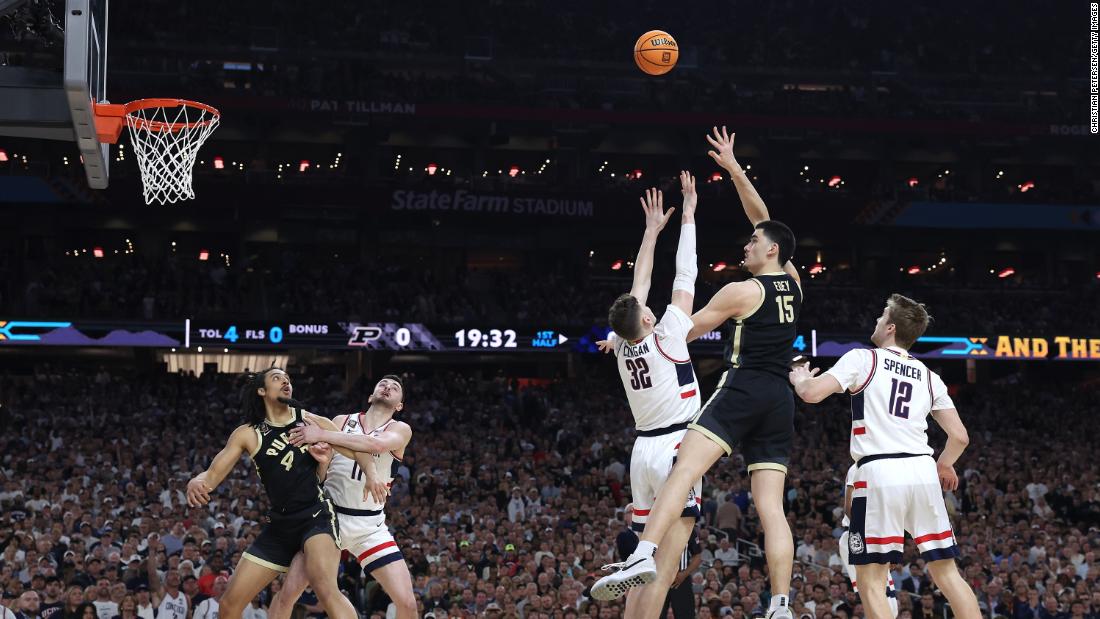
[937,462,959,492]
[679,171,697,219]
[788,362,820,392]
[186,477,211,507]
[308,442,333,465]
[705,125,742,175]
[363,477,390,505]
[595,339,615,354]
[641,188,674,233]
[289,418,324,446]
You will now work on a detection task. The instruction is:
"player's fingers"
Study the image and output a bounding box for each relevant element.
[707,150,721,163]
[810,367,821,376]
[722,125,730,141]
[705,134,722,149]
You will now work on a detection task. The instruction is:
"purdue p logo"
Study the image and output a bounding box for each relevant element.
[348,326,382,346]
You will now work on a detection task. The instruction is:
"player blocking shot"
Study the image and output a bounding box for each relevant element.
[591,173,703,616]
[838,464,899,618]
[270,376,417,619]
[788,295,980,619]
[594,128,801,619]
[185,369,357,619]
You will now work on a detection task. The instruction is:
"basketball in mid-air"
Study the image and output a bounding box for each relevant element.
[634,30,678,75]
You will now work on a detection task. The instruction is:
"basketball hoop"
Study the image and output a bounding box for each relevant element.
[94,99,220,205]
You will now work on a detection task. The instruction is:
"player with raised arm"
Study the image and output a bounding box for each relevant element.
[268,376,417,619]
[144,539,187,619]
[838,465,899,618]
[593,128,800,619]
[787,295,980,619]
[185,368,357,619]
[591,173,703,617]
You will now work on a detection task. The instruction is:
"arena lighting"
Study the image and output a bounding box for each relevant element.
[508,165,520,178]
[611,260,624,271]
[907,266,922,275]
[632,169,643,179]
[809,263,824,275]
[92,247,104,259]
[426,163,438,175]
[198,250,210,261]
[998,268,1016,278]
[713,262,728,272]
[0,150,7,162]
[1095,271,1100,280]
[828,176,842,188]
[213,156,224,169]
[710,172,722,182]
[299,160,310,172]
[1019,181,1035,193]
[908,177,919,187]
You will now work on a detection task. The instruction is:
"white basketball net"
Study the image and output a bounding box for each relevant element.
[125,103,220,205]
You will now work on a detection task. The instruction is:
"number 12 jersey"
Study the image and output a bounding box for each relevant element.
[825,346,955,461]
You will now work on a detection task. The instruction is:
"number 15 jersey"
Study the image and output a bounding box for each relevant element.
[614,304,700,431]
[825,346,955,461]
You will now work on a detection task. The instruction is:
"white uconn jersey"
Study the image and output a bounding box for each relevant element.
[614,305,700,431]
[825,346,954,461]
[325,415,400,511]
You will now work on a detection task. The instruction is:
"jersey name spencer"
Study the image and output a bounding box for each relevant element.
[825,346,955,461]
[614,304,700,431]
[325,415,400,511]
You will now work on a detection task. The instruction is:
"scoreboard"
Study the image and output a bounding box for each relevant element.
[2,318,1098,361]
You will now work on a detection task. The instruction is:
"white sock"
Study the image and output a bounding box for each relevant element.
[769,594,789,610]
[633,541,657,558]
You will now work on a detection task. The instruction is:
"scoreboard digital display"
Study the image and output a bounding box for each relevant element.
[3,317,1099,361]
[190,322,444,350]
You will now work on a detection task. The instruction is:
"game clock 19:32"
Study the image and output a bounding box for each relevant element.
[452,328,518,348]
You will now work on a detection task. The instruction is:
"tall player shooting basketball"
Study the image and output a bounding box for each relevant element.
[590,172,702,617]
[593,128,800,619]
[269,376,416,619]
[185,369,357,619]
[788,295,980,619]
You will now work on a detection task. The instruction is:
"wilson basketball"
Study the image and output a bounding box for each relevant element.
[634,30,678,75]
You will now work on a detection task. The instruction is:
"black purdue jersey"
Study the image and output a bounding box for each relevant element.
[723,271,802,378]
[251,408,325,515]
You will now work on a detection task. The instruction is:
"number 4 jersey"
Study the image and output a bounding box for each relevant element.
[825,346,955,461]
[614,304,700,431]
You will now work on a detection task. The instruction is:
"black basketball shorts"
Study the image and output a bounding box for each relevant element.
[687,368,794,474]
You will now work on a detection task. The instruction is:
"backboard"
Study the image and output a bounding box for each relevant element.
[0,0,111,188]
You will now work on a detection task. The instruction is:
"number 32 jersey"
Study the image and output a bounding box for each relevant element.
[614,305,701,431]
[825,346,955,461]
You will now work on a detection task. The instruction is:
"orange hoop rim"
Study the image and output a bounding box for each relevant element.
[94,98,220,140]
